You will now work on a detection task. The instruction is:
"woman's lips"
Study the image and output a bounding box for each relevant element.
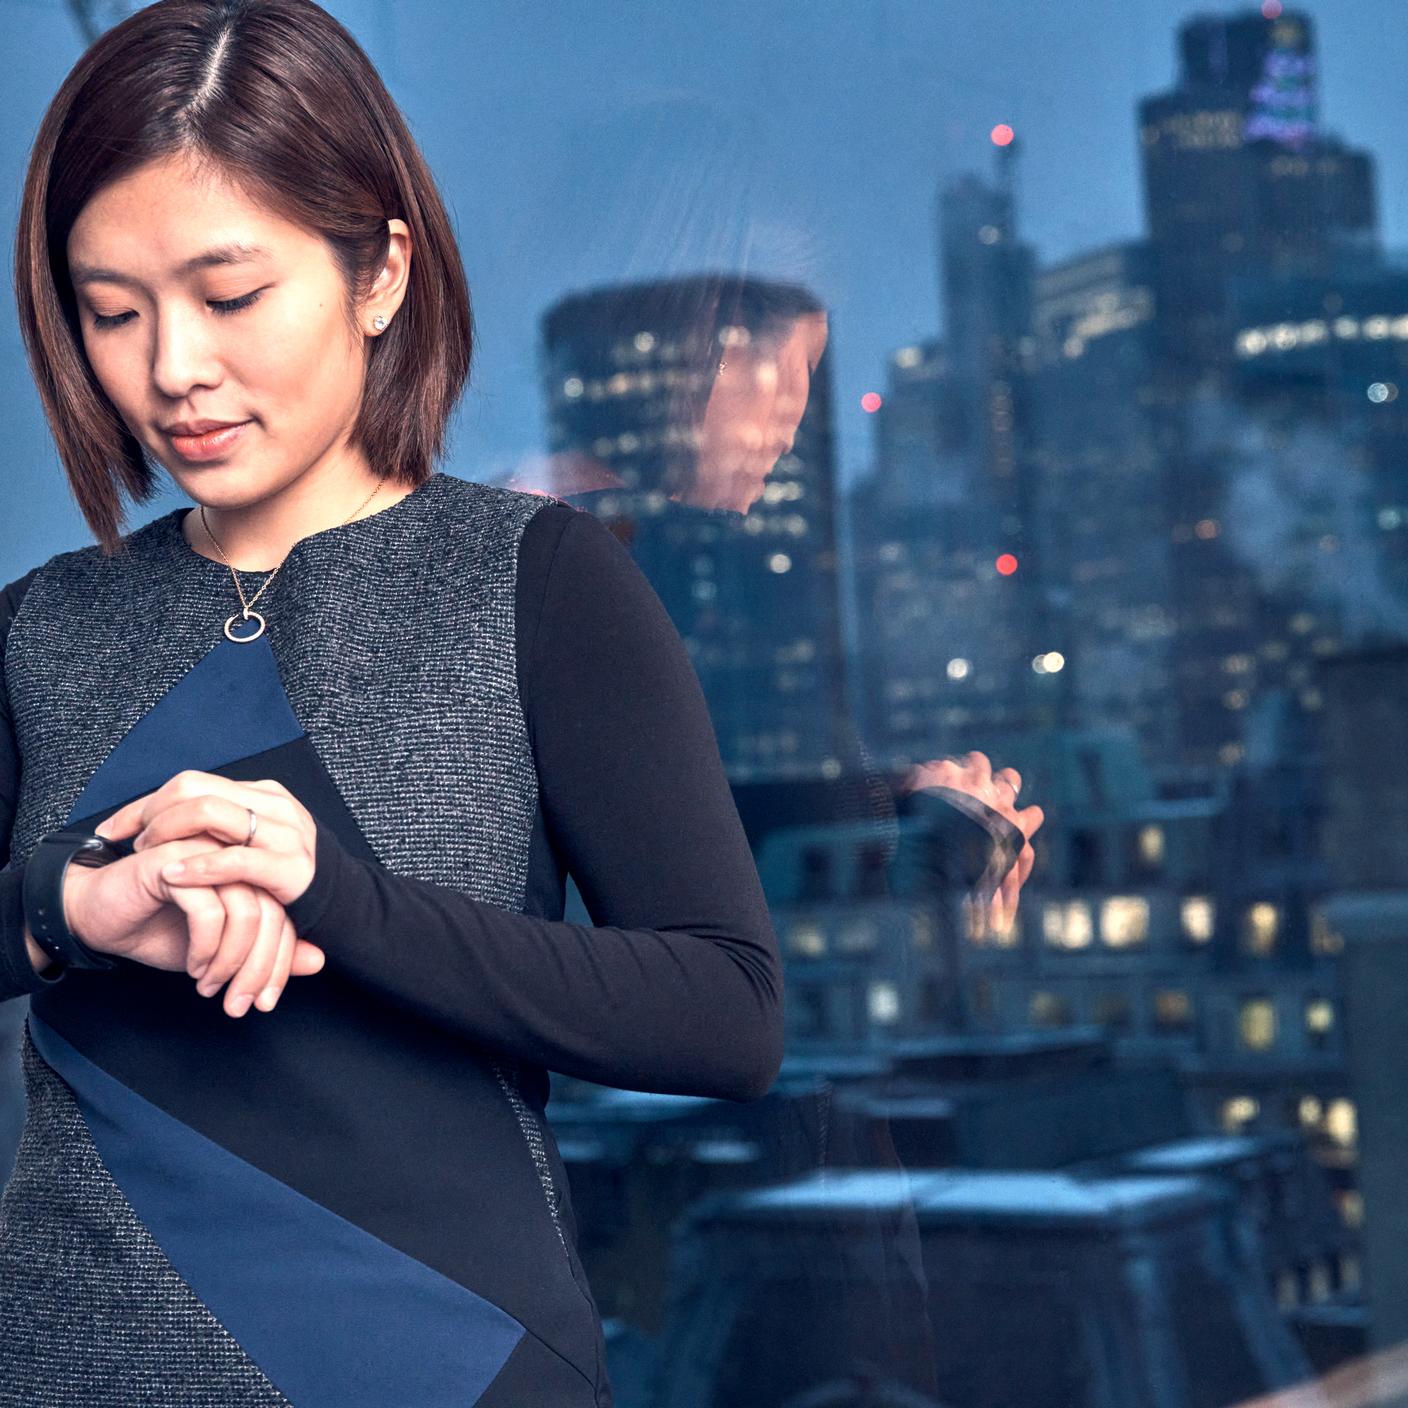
[166,421,251,461]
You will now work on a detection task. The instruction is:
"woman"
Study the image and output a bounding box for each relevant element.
[0,2,783,1404]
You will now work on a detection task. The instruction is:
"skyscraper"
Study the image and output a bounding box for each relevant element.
[1139,8,1377,380]
[1030,241,1176,762]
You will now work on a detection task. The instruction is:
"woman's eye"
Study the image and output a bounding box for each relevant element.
[89,289,264,331]
[210,289,264,317]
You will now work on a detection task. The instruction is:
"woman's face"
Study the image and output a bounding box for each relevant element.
[66,150,400,511]
[687,309,829,513]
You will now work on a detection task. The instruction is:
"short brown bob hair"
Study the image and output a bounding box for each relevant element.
[14,0,472,554]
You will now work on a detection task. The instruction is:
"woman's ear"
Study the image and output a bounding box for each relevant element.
[364,218,412,330]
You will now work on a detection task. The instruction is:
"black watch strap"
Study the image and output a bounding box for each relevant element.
[22,828,131,973]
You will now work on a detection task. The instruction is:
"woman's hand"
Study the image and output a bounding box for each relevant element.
[901,751,1045,931]
[57,829,327,1012]
[93,770,325,1017]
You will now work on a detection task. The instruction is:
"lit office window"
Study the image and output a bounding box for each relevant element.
[1221,1095,1259,1132]
[1044,900,1094,949]
[1100,896,1149,947]
[1239,998,1277,1051]
[1326,1099,1357,1149]
[1243,902,1280,956]
[788,924,826,958]
[1305,998,1335,1036]
[1181,895,1215,943]
[1298,1095,1323,1129]
[868,981,900,1025]
[1137,824,1166,868]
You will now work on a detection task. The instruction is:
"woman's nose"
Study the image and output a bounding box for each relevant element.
[150,310,222,400]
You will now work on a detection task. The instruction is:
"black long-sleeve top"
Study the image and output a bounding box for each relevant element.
[1,499,783,1095]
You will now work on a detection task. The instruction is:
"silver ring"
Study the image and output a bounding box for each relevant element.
[993,776,1018,800]
[244,807,258,846]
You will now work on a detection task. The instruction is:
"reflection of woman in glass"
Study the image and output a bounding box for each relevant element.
[0,3,784,1402]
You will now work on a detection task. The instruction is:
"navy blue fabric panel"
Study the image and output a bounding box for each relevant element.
[65,635,303,824]
[28,1012,526,1407]
[33,734,602,1386]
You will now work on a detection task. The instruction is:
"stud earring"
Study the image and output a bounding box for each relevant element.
[372,315,387,332]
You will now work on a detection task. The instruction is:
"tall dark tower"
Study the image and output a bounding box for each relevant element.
[1139,8,1377,380]
[538,275,850,783]
[937,140,1038,546]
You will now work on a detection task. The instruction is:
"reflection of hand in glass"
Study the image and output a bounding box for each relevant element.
[901,751,1044,932]
[681,310,828,513]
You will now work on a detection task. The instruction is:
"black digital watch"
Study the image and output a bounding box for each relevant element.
[22,827,134,973]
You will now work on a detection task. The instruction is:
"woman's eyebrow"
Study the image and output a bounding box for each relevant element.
[70,242,273,289]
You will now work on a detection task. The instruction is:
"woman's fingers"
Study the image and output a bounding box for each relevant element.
[255,918,298,1012]
[132,794,299,858]
[192,882,263,1000]
[290,939,328,977]
[164,882,234,981]
[98,771,300,846]
[222,893,286,1018]
[159,836,312,909]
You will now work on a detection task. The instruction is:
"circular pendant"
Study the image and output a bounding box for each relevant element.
[224,609,266,643]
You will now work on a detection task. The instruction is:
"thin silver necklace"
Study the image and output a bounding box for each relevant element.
[199,473,389,643]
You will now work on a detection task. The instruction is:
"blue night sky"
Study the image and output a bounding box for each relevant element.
[4,0,1405,579]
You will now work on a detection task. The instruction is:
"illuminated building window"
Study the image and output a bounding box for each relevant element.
[1338,1191,1365,1230]
[1092,991,1132,1031]
[1307,1261,1331,1304]
[1222,1095,1259,1131]
[1275,1271,1298,1311]
[1181,896,1215,943]
[1153,989,1193,1031]
[1218,743,1245,766]
[1239,998,1277,1051]
[868,981,900,1025]
[1326,1099,1356,1149]
[1100,897,1149,947]
[1305,998,1335,1039]
[1029,991,1072,1029]
[1043,900,1093,950]
[788,924,825,958]
[1243,903,1280,956]
[1298,1095,1322,1128]
[1137,824,1165,869]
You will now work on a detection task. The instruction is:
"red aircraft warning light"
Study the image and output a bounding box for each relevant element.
[991,124,1015,148]
[996,553,1019,577]
[861,392,883,414]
